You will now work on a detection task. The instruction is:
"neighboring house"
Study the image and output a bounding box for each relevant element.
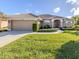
[8,13,74,31]
[0,13,8,30]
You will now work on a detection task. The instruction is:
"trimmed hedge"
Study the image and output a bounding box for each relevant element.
[38,29,57,32]
[32,22,39,32]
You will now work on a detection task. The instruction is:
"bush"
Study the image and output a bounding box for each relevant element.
[32,22,39,32]
[38,29,57,32]
[0,27,8,32]
[44,25,51,29]
[73,25,79,30]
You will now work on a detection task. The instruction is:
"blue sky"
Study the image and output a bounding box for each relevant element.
[0,0,79,17]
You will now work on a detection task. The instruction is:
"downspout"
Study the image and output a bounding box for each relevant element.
[0,20,1,30]
[11,20,12,31]
[9,20,12,31]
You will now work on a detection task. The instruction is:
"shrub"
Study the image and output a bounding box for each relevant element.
[73,25,79,30]
[44,25,51,29]
[0,27,8,32]
[38,29,57,32]
[32,22,39,32]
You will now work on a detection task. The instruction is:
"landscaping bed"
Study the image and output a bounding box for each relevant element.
[38,29,58,32]
[0,27,8,32]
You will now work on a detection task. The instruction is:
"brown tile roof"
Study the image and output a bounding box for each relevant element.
[8,13,71,20]
[38,14,65,19]
[38,14,72,20]
[8,13,37,20]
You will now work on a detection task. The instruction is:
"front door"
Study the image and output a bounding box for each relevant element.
[54,20,60,28]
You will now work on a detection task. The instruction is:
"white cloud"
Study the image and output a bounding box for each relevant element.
[74,7,79,15]
[66,0,78,4]
[14,13,21,15]
[53,7,60,13]
[66,0,79,16]
[35,11,40,13]
[70,8,76,13]
[77,2,79,5]
[70,7,79,16]
[67,16,72,18]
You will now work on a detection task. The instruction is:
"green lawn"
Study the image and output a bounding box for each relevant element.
[0,32,79,59]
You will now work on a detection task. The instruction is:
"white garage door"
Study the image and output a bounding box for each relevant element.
[11,20,34,31]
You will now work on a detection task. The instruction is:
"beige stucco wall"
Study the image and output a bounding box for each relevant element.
[1,20,8,28]
[63,20,74,28]
[41,18,74,28]
[11,20,34,31]
[43,20,52,27]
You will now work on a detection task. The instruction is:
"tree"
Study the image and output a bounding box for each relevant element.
[72,15,79,30]
[72,15,79,25]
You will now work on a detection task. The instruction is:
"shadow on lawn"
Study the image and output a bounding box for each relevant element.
[64,31,79,36]
[69,31,79,36]
[55,41,79,59]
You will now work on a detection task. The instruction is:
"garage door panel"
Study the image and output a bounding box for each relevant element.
[12,20,33,31]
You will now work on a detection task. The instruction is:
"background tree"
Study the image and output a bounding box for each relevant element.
[0,12,7,21]
[71,15,79,30]
[72,15,79,25]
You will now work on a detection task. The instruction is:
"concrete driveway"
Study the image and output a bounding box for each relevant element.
[0,30,63,48]
[0,31,33,47]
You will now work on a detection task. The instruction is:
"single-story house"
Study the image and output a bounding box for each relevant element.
[0,13,8,30]
[8,13,74,31]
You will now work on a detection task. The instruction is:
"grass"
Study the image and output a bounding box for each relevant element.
[64,30,79,35]
[0,32,79,59]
